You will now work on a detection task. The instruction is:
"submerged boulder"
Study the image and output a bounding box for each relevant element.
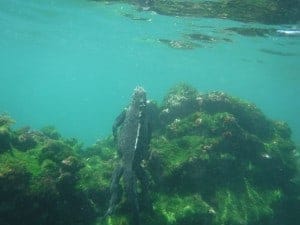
[0,121,95,225]
[95,84,299,225]
[0,84,299,225]
[0,114,15,152]
[146,84,299,225]
[160,83,202,125]
[0,126,12,152]
[149,0,300,24]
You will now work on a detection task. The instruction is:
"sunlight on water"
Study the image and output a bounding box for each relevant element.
[0,0,299,145]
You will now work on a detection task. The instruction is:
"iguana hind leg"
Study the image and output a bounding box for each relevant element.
[135,164,152,211]
[104,165,123,217]
[123,168,140,225]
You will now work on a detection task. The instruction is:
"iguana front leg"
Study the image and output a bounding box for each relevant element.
[112,110,126,139]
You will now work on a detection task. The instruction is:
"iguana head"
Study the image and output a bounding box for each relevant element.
[131,86,147,109]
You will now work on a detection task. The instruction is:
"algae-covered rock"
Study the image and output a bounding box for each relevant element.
[0,114,14,152]
[40,125,62,140]
[0,84,299,225]
[146,84,299,225]
[0,120,96,225]
[39,140,76,163]
[0,126,12,152]
[12,127,39,151]
[97,0,299,24]
[160,83,202,125]
[150,0,300,24]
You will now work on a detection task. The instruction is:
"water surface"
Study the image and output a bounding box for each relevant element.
[0,0,299,145]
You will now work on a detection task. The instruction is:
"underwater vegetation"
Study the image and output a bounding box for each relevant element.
[259,48,298,57]
[1,84,300,225]
[95,0,300,24]
[158,39,200,50]
[224,27,277,37]
[158,33,232,50]
[151,0,300,24]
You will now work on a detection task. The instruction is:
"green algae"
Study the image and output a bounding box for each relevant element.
[259,48,298,57]
[158,39,200,50]
[0,123,96,225]
[150,0,300,24]
[0,83,300,225]
[224,27,276,37]
[147,84,299,225]
[153,194,212,224]
[93,0,299,24]
[214,182,282,225]
[0,114,15,152]
[0,113,15,127]
[77,147,116,206]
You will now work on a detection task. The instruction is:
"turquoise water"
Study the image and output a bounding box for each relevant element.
[0,0,299,145]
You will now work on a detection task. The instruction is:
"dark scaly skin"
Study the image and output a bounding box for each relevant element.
[104,87,151,225]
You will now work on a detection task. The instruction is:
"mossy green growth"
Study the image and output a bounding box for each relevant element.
[97,215,130,225]
[0,147,41,177]
[200,91,274,139]
[162,83,199,108]
[214,180,282,225]
[150,133,218,180]
[0,113,15,127]
[160,83,202,125]
[76,137,118,214]
[153,193,212,225]
[148,84,299,225]
[149,0,300,24]
[77,137,117,190]
[0,83,299,225]
[0,114,15,152]
[0,120,97,225]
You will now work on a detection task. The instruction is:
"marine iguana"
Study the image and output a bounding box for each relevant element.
[104,86,151,225]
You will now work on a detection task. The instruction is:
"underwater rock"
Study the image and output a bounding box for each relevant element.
[0,160,32,225]
[185,33,233,46]
[159,39,200,50]
[61,155,84,173]
[150,0,300,24]
[0,126,12,152]
[224,27,277,37]
[147,84,299,225]
[0,114,14,152]
[0,121,96,225]
[0,171,31,224]
[0,163,31,194]
[40,126,62,140]
[186,33,218,43]
[0,84,299,225]
[259,48,298,56]
[57,155,84,189]
[0,113,15,127]
[160,83,203,125]
[12,127,38,151]
[95,0,299,24]
[123,13,151,21]
[199,91,274,139]
[153,194,214,224]
[39,140,75,164]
